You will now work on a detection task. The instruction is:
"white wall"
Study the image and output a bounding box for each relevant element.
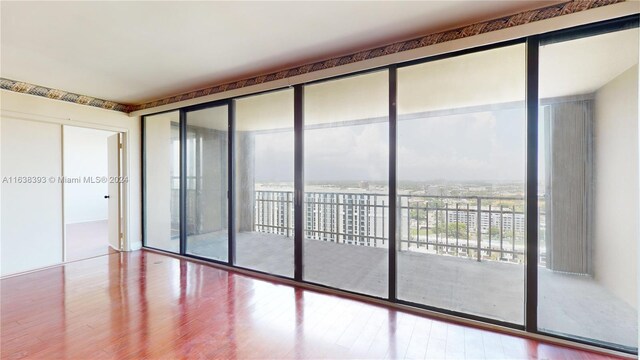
[63,126,114,224]
[0,90,141,276]
[593,64,639,309]
[1,118,63,275]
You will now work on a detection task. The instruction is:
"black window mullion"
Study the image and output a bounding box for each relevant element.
[525,35,539,333]
[389,65,398,301]
[141,116,147,247]
[179,109,187,256]
[294,85,304,282]
[228,100,236,265]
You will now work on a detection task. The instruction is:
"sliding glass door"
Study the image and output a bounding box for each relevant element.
[184,105,230,261]
[234,89,295,277]
[144,110,181,253]
[141,16,639,353]
[396,44,527,324]
[303,70,389,297]
[537,26,639,350]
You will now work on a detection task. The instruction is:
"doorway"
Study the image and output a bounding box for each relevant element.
[63,125,123,262]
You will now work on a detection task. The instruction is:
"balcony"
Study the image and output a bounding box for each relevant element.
[181,189,637,349]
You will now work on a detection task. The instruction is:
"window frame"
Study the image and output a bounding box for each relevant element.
[141,14,640,355]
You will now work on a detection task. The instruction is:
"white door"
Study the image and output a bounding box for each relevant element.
[107,133,121,250]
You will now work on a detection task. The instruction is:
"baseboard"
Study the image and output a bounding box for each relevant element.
[0,252,120,279]
[65,218,109,225]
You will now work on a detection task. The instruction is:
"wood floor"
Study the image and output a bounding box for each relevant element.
[0,250,629,360]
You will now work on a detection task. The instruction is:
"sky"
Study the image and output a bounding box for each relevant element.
[254,107,527,183]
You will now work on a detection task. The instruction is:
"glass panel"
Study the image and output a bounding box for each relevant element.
[538,28,639,350]
[303,70,389,297]
[144,111,180,253]
[397,44,526,324]
[185,105,229,261]
[234,89,294,277]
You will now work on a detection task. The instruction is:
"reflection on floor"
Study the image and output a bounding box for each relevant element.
[187,231,637,349]
[0,250,630,359]
[65,220,110,261]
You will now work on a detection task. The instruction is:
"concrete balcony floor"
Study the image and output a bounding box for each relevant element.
[184,231,637,349]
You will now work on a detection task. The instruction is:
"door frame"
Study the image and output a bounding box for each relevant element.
[0,110,131,263]
[62,125,124,261]
[60,125,128,261]
[178,100,234,263]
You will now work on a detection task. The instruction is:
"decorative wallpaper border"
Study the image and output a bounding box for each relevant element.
[0,0,625,113]
[0,78,131,112]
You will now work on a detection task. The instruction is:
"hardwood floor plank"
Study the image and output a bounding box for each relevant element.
[0,250,631,360]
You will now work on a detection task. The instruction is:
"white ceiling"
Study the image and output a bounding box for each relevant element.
[1,1,559,105]
[539,28,639,98]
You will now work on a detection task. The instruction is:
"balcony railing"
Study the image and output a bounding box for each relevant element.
[255,190,535,264]
[172,177,544,265]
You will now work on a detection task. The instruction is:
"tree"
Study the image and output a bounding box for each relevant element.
[434,222,468,239]
[447,223,468,239]
[490,226,500,239]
